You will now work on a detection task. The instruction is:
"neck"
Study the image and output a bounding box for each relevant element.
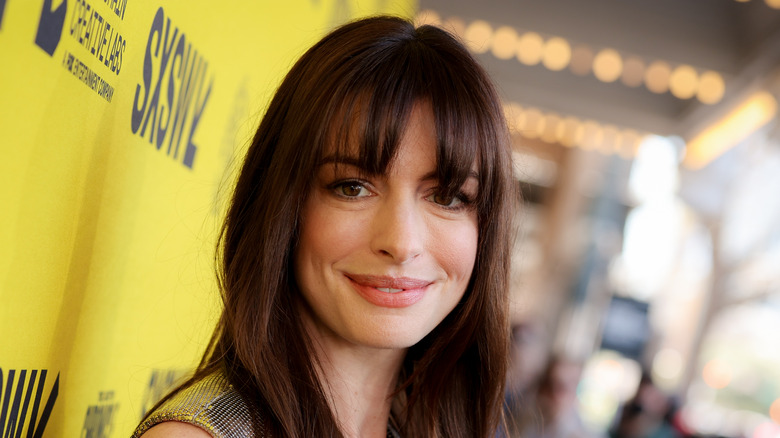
[303,316,406,437]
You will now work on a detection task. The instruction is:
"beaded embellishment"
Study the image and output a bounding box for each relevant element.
[132,371,262,438]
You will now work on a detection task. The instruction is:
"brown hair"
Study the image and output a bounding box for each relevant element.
[162,15,516,437]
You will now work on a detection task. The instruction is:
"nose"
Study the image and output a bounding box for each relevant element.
[370,196,424,264]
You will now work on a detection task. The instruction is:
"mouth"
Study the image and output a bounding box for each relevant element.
[344,274,431,307]
[346,274,431,291]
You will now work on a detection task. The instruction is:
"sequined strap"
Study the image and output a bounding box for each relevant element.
[132,371,261,438]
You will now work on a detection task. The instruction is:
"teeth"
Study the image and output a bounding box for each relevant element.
[377,287,403,293]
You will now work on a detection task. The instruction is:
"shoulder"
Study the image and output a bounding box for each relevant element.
[132,370,262,437]
[138,421,212,438]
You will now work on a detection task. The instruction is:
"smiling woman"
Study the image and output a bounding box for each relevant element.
[133,15,517,438]
[296,102,479,351]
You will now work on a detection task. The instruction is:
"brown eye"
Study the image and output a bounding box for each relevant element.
[341,184,363,196]
[433,194,454,205]
[430,192,463,208]
[333,181,370,198]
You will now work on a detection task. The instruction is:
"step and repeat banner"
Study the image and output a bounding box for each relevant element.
[0,0,415,435]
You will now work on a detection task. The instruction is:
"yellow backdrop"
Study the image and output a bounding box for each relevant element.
[0,0,415,435]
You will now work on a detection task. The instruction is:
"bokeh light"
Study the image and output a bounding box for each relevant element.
[540,113,562,143]
[697,70,726,104]
[593,49,623,83]
[771,398,780,424]
[645,60,672,94]
[517,32,544,66]
[621,56,645,87]
[570,44,594,76]
[464,20,493,54]
[542,37,572,71]
[767,0,780,8]
[521,107,544,138]
[702,359,732,389]
[492,26,519,60]
[653,348,684,382]
[580,120,604,150]
[670,64,699,99]
[442,16,466,39]
[557,116,583,147]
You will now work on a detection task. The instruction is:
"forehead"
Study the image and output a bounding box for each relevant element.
[322,100,434,162]
[334,104,439,172]
[317,92,482,192]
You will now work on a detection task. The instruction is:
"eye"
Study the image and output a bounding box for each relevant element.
[332,181,371,198]
[429,192,464,208]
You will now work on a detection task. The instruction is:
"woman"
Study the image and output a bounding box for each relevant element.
[134,15,517,438]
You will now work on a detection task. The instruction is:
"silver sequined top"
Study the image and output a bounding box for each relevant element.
[132,371,262,437]
[132,370,401,438]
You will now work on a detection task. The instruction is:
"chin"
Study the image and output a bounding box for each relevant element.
[348,321,433,350]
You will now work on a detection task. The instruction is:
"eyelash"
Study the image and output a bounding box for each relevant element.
[427,190,476,212]
[327,179,475,212]
[328,179,373,199]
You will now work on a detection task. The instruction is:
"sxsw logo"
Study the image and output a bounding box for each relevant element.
[0,0,68,55]
[0,368,59,437]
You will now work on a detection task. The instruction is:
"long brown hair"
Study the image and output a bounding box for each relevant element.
[164,15,516,437]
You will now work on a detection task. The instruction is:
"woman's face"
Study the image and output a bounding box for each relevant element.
[294,103,479,350]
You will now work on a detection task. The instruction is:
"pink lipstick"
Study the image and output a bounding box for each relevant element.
[345,274,430,308]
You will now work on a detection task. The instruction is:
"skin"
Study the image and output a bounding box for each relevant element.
[295,102,479,437]
[141,102,479,437]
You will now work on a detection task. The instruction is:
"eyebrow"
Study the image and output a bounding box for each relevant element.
[320,154,363,167]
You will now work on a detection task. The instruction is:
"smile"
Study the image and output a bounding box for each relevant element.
[345,274,431,308]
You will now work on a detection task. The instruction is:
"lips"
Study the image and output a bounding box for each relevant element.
[345,274,431,308]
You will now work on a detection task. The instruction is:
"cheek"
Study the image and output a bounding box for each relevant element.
[296,200,367,270]
[433,219,479,283]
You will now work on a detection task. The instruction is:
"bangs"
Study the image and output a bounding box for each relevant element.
[315,24,500,204]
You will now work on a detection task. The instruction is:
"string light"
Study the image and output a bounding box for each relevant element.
[669,65,698,99]
[522,107,544,138]
[543,37,572,71]
[557,117,583,147]
[492,26,519,60]
[504,100,648,157]
[541,113,562,143]
[442,16,466,39]
[569,45,594,76]
[517,32,544,66]
[464,20,493,54]
[621,56,645,88]
[593,49,623,83]
[645,60,672,94]
[427,13,729,106]
[697,71,726,104]
[581,121,604,150]
[444,15,726,103]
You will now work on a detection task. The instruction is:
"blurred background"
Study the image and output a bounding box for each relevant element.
[413,1,780,437]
